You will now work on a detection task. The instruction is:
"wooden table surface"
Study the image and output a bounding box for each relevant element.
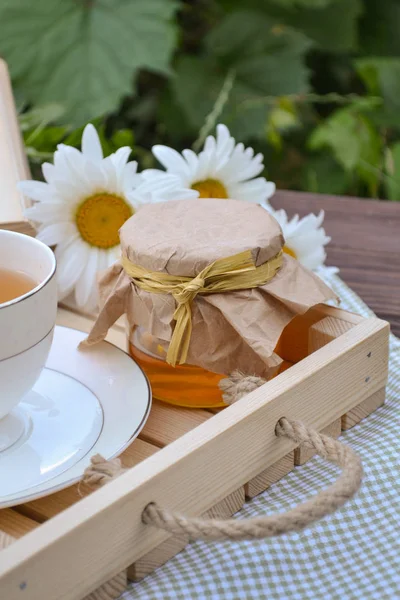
[274,191,400,337]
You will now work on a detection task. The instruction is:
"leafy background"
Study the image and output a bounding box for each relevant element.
[2,0,400,200]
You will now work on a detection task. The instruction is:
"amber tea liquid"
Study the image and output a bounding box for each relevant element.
[0,268,37,304]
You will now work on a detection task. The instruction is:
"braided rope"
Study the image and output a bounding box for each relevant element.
[82,371,363,542]
[142,417,363,541]
[219,370,267,405]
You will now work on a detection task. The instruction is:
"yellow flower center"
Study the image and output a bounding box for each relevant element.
[283,245,297,259]
[75,193,132,249]
[191,178,228,199]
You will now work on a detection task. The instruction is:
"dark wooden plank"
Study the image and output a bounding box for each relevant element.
[273,191,400,336]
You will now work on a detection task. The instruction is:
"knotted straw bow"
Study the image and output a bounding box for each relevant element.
[121,249,283,366]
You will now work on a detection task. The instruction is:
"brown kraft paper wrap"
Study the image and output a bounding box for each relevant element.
[83,199,337,379]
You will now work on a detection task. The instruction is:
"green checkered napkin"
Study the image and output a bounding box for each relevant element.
[122,273,400,600]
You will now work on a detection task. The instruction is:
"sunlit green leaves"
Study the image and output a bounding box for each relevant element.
[309,107,382,195]
[356,58,400,125]
[222,0,362,52]
[302,153,352,195]
[278,0,362,52]
[0,0,178,125]
[171,11,310,139]
[384,144,400,201]
[266,97,300,150]
[359,0,400,57]
[268,0,334,6]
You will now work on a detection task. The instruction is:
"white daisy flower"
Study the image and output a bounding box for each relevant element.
[143,124,276,206]
[19,124,145,313]
[271,208,332,271]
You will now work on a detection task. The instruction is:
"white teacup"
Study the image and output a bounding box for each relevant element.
[0,230,57,451]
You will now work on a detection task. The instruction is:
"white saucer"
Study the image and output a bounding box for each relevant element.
[0,326,151,508]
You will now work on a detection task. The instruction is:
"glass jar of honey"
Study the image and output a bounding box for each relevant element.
[84,199,335,408]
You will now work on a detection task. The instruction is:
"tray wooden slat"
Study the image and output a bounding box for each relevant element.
[139,401,212,447]
[0,509,39,538]
[245,452,294,499]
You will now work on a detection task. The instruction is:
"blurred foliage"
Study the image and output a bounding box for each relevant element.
[2,0,400,199]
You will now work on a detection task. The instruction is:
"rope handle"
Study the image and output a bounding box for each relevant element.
[141,418,363,541]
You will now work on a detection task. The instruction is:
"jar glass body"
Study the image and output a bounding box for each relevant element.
[129,327,227,408]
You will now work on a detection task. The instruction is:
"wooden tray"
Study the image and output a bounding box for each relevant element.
[0,304,389,599]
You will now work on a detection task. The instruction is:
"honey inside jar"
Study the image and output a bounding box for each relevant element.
[129,328,227,408]
[129,327,293,408]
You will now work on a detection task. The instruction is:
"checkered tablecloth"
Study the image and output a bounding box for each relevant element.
[122,273,400,600]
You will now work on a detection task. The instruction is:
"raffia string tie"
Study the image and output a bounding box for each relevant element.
[121,249,283,366]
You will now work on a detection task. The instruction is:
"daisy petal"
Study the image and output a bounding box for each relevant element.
[37,222,76,246]
[83,159,106,191]
[101,156,119,194]
[42,162,56,184]
[214,124,235,168]
[110,147,132,171]
[75,247,99,310]
[97,249,109,273]
[182,149,200,175]
[53,147,75,182]
[61,147,93,195]
[229,179,276,204]
[25,202,71,225]
[55,237,88,299]
[122,162,141,195]
[110,148,133,195]
[52,178,87,205]
[195,149,215,181]
[18,180,55,203]
[300,247,327,270]
[152,146,192,181]
[81,124,103,162]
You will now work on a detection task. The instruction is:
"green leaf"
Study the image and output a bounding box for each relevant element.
[171,11,310,140]
[268,97,299,130]
[266,97,299,149]
[157,87,194,139]
[384,143,400,201]
[356,58,400,115]
[0,0,178,125]
[309,108,382,195]
[359,0,400,57]
[302,153,352,195]
[111,129,135,151]
[24,126,69,152]
[18,104,65,131]
[278,0,363,52]
[309,112,360,170]
[221,0,362,52]
[268,0,333,6]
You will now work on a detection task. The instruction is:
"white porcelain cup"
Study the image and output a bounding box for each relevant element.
[0,230,57,450]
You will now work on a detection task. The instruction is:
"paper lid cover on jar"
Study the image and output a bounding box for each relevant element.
[83,199,336,379]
